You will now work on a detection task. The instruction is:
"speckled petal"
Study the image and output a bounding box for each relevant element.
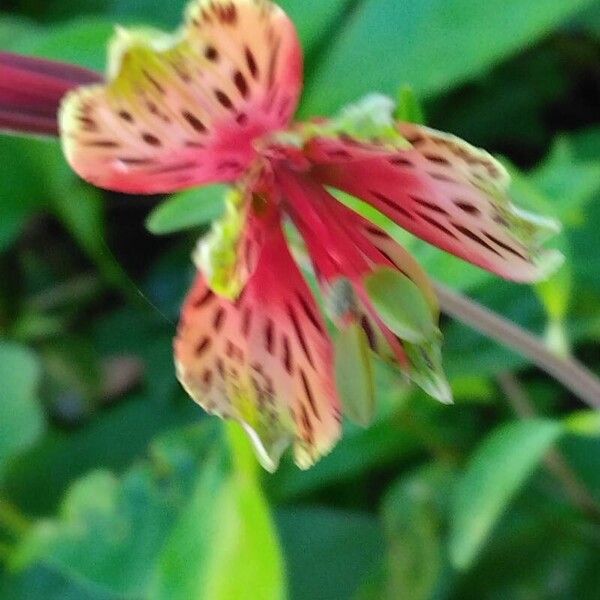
[60,0,302,194]
[306,123,562,283]
[277,169,451,403]
[175,217,340,471]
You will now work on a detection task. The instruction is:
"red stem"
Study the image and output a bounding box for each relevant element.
[0,52,102,137]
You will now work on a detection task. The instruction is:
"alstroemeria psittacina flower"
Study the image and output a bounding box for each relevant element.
[3,0,562,470]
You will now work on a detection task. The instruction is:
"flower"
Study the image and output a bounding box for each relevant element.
[0,0,562,471]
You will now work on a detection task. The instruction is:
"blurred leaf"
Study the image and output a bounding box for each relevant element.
[280,0,353,57]
[146,186,226,235]
[303,0,597,115]
[569,126,600,160]
[0,16,40,49]
[0,137,52,252]
[451,478,600,599]
[449,419,564,570]
[276,508,385,600]
[564,411,600,438]
[334,323,376,427]
[0,342,44,480]
[531,136,600,222]
[153,423,285,600]
[111,0,184,28]
[380,465,453,600]
[10,19,113,71]
[394,86,426,125]
[0,566,115,600]
[365,268,436,344]
[11,425,216,596]
[50,183,134,301]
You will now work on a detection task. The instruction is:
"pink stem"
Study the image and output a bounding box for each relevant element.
[0,52,102,136]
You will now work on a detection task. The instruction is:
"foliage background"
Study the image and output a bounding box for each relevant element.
[1,0,600,598]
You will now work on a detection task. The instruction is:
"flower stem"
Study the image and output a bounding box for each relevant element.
[498,372,600,524]
[434,282,600,410]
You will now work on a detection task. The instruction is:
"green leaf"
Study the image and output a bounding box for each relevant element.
[0,137,52,252]
[394,86,426,125]
[564,411,600,438]
[276,508,385,600]
[0,566,115,600]
[365,267,436,344]
[381,465,454,600]
[449,419,564,570]
[0,342,44,480]
[11,425,217,597]
[151,422,285,600]
[302,0,597,115]
[10,18,114,71]
[277,0,353,56]
[0,16,40,50]
[334,323,376,427]
[145,186,226,235]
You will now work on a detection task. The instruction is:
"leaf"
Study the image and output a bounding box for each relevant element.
[276,507,385,600]
[0,137,52,252]
[365,267,436,344]
[381,465,454,600]
[334,323,376,427]
[152,423,286,600]
[394,86,426,125]
[11,425,217,596]
[9,18,114,71]
[279,0,353,57]
[0,566,115,600]
[449,419,564,570]
[564,411,600,438]
[146,185,226,235]
[302,0,597,115]
[0,342,44,480]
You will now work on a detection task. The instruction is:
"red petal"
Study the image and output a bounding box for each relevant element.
[306,125,560,282]
[175,218,340,470]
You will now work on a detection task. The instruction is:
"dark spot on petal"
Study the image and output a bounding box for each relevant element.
[182,110,207,133]
[214,89,234,110]
[265,318,275,354]
[409,194,450,216]
[370,190,412,220]
[416,211,459,240]
[245,47,259,79]
[282,335,293,375]
[195,336,212,356]
[287,304,314,369]
[300,369,320,421]
[295,291,324,335]
[205,45,219,61]
[233,70,249,99]
[213,307,226,332]
[118,110,134,122]
[193,288,214,308]
[484,232,528,260]
[453,224,502,256]
[454,200,480,215]
[142,133,161,146]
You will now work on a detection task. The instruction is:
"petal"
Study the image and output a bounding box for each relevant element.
[193,186,261,299]
[60,0,303,194]
[175,219,340,471]
[306,123,562,283]
[277,169,451,403]
[0,52,101,136]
